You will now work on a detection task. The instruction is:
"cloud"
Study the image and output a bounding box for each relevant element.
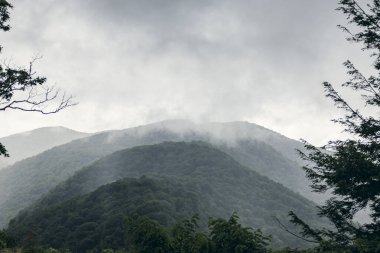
[1,0,372,145]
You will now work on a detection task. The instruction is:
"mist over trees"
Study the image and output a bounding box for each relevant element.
[6,142,326,249]
[0,121,315,230]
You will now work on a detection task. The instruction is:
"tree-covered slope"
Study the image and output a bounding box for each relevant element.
[8,177,201,252]
[0,121,312,228]
[0,127,184,227]
[8,142,328,249]
[0,126,90,169]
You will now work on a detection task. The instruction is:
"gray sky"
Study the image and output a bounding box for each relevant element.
[1,0,375,145]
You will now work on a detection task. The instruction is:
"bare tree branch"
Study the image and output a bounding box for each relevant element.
[272,216,320,244]
[0,85,77,114]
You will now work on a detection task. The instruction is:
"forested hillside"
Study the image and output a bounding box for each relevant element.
[8,142,328,249]
[0,121,312,228]
[8,177,201,252]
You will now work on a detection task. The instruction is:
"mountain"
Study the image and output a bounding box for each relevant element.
[7,142,327,250]
[0,120,315,228]
[0,126,91,169]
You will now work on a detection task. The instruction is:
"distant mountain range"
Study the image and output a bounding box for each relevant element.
[0,120,323,229]
[0,126,91,169]
[7,142,327,249]
[0,119,330,250]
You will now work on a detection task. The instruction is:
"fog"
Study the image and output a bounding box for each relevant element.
[1,0,374,145]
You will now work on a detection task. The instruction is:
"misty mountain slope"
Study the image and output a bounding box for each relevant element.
[8,142,327,249]
[0,126,187,227]
[0,120,314,228]
[0,126,90,169]
[202,121,306,163]
[218,139,309,197]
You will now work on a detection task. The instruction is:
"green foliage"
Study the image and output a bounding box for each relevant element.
[100,249,129,253]
[291,0,380,252]
[0,0,11,32]
[8,176,200,252]
[0,0,12,157]
[0,229,14,249]
[125,214,270,253]
[9,206,270,252]
[20,247,72,253]
[22,246,49,253]
[0,141,8,157]
[170,215,209,253]
[125,216,171,253]
[208,213,270,253]
[0,230,7,249]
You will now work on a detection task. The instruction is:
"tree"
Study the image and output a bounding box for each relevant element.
[125,215,171,253]
[0,0,75,157]
[291,0,380,251]
[208,213,270,253]
[125,214,270,253]
[0,229,15,250]
[171,215,209,253]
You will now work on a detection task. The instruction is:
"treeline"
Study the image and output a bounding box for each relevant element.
[0,214,270,253]
[0,214,320,253]
[124,214,269,253]
[3,213,375,253]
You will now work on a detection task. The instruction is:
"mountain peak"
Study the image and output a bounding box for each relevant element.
[0,126,91,169]
[2,126,87,139]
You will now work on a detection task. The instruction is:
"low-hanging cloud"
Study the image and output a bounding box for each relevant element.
[1,0,373,145]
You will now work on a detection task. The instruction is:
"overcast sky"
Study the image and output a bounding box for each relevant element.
[1,0,375,145]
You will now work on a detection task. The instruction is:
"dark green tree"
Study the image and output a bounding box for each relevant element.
[291,0,380,251]
[125,216,171,253]
[0,230,7,249]
[125,214,270,253]
[0,0,75,157]
[208,213,270,253]
[0,229,15,250]
[171,215,209,253]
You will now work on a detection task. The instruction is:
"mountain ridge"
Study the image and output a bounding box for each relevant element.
[0,126,91,169]
[0,120,316,228]
[8,142,327,249]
